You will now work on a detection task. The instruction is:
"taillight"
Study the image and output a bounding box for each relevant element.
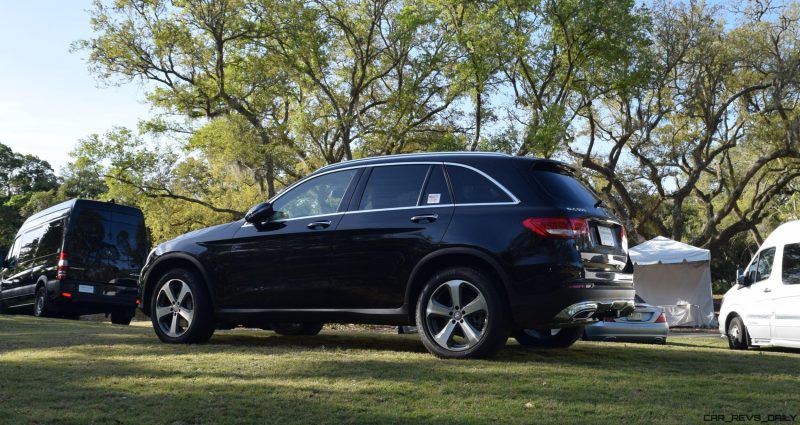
[57,251,68,281]
[522,217,589,238]
[655,313,667,323]
[619,226,629,251]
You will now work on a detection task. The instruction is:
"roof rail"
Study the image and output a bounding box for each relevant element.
[317,151,511,172]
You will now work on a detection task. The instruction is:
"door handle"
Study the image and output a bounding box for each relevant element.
[764,288,772,293]
[410,214,438,224]
[307,220,332,230]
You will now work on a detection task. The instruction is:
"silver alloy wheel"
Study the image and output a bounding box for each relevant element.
[155,279,195,338]
[425,280,488,351]
[729,322,741,342]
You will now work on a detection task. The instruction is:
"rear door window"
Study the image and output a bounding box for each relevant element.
[358,165,429,210]
[782,243,800,285]
[111,211,148,266]
[421,165,452,206]
[446,165,513,204]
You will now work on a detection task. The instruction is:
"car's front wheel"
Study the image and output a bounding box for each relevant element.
[416,267,509,359]
[514,327,583,348]
[150,268,215,343]
[727,316,749,350]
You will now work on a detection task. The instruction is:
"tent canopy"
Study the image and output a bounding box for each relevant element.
[628,236,716,328]
[629,236,710,265]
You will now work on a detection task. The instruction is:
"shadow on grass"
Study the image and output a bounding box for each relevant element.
[2,315,800,424]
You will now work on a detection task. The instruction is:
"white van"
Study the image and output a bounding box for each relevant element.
[719,220,800,350]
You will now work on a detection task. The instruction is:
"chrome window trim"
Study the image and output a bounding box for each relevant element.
[240,161,520,226]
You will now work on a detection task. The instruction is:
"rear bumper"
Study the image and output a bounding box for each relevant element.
[584,321,669,342]
[510,286,635,329]
[48,280,139,313]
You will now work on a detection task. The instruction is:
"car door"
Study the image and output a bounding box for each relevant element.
[0,237,23,306]
[773,243,800,342]
[219,168,362,309]
[743,247,777,342]
[331,164,454,309]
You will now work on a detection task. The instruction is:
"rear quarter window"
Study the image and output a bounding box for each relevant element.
[783,243,800,284]
[445,165,513,204]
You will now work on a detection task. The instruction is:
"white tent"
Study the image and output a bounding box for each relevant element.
[629,236,717,328]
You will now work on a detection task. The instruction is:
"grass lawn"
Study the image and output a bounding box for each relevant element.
[1,315,798,424]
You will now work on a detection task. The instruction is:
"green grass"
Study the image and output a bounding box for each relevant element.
[1,316,798,425]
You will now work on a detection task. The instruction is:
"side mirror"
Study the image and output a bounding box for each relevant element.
[244,202,274,224]
[737,273,752,287]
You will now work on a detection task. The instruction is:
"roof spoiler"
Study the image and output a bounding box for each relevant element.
[531,159,575,174]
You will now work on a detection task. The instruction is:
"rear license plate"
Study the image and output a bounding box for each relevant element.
[78,285,94,294]
[597,226,616,246]
[627,312,644,321]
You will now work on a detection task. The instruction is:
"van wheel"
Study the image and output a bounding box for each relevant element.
[416,267,509,359]
[111,309,134,326]
[514,327,584,348]
[727,316,749,350]
[150,268,215,344]
[272,322,324,336]
[34,287,52,318]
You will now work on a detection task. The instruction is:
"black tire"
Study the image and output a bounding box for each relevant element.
[0,296,6,315]
[727,316,749,350]
[33,287,52,318]
[111,309,134,326]
[416,267,509,359]
[514,326,584,348]
[150,268,215,344]
[272,322,324,336]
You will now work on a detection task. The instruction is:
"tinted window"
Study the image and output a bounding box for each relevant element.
[111,212,148,266]
[446,165,512,204]
[531,170,598,207]
[783,243,800,285]
[756,247,776,282]
[18,225,47,263]
[4,237,21,269]
[272,169,357,219]
[68,209,112,264]
[422,166,452,206]
[37,219,65,257]
[359,165,428,210]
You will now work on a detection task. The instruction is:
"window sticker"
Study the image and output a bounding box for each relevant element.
[427,193,441,204]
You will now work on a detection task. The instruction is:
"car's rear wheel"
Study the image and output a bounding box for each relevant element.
[272,322,324,336]
[514,326,583,348]
[33,287,52,318]
[416,267,509,359]
[727,316,749,350]
[150,268,215,344]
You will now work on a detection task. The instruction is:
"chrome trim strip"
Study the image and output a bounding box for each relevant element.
[242,160,521,226]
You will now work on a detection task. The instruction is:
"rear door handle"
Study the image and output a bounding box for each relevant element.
[764,288,772,293]
[410,214,438,224]
[307,220,332,230]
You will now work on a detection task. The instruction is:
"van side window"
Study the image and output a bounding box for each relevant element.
[782,243,800,285]
[4,237,21,268]
[18,225,47,263]
[755,247,776,282]
[38,219,65,257]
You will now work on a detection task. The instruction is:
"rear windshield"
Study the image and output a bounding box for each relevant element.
[529,170,599,208]
[67,207,148,266]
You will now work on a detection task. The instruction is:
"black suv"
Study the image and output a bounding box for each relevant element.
[139,153,634,358]
[0,199,148,324]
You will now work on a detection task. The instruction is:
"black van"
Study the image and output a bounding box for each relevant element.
[0,199,148,324]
